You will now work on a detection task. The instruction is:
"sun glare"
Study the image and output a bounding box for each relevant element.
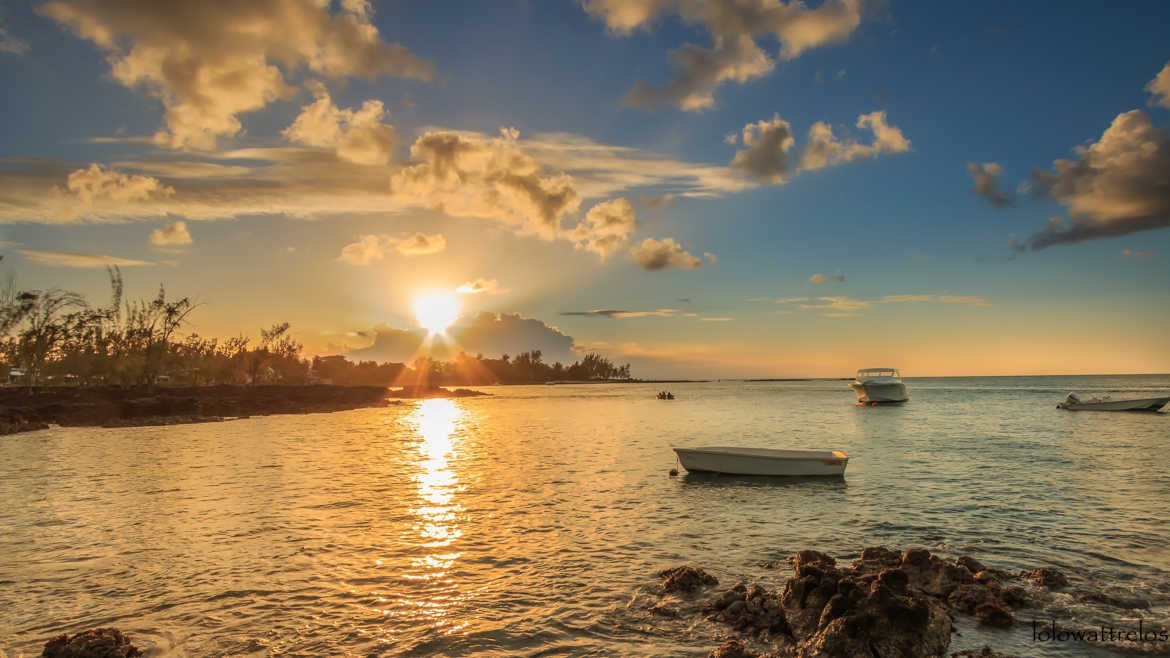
[413,292,460,334]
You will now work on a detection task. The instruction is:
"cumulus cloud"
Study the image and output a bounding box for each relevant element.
[392,130,580,238]
[346,324,425,363]
[148,220,192,247]
[18,249,153,268]
[584,0,864,111]
[456,278,508,295]
[630,237,704,271]
[729,110,909,183]
[569,197,638,260]
[339,232,446,265]
[809,272,845,283]
[799,111,911,171]
[730,114,794,183]
[453,312,576,363]
[0,26,29,54]
[40,0,431,149]
[967,162,1013,208]
[1122,248,1155,258]
[68,163,173,205]
[283,84,396,165]
[1147,61,1170,109]
[1024,110,1170,249]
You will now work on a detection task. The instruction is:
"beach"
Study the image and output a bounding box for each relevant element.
[2,376,1168,656]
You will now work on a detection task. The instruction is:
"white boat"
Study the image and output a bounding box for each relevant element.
[850,368,909,403]
[1056,392,1170,412]
[673,447,849,476]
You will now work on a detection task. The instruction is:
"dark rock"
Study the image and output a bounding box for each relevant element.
[948,584,1000,615]
[971,570,1000,586]
[708,583,788,636]
[901,548,933,568]
[709,639,760,658]
[876,568,909,595]
[1000,586,1032,609]
[648,602,680,617]
[951,646,1019,658]
[658,565,718,594]
[42,628,141,657]
[974,601,1013,628]
[1019,568,1067,590]
[955,556,986,574]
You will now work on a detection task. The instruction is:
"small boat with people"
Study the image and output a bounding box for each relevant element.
[657,391,674,400]
[1056,392,1170,412]
[672,446,849,476]
[850,368,909,404]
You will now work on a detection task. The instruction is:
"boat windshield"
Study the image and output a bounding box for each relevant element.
[857,368,900,378]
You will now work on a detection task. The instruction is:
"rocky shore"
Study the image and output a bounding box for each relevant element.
[0,384,415,435]
[385,385,489,399]
[642,546,1157,657]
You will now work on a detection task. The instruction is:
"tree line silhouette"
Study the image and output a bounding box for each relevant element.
[0,268,633,387]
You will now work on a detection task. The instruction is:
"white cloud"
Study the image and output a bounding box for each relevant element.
[41,0,431,149]
[584,0,864,111]
[729,113,794,183]
[18,249,153,268]
[339,232,446,265]
[68,163,173,205]
[148,220,192,247]
[455,278,508,295]
[799,111,911,171]
[392,130,580,238]
[630,237,704,271]
[570,197,638,260]
[1146,61,1170,109]
[283,84,396,165]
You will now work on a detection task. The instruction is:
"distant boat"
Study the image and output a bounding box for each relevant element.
[673,447,849,476]
[850,368,909,404]
[1056,392,1170,412]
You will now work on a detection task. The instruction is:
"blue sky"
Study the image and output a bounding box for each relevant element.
[0,0,1167,376]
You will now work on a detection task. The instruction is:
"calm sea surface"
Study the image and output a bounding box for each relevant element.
[2,376,1169,657]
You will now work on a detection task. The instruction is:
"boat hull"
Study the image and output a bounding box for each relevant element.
[1057,396,1170,412]
[673,447,848,476]
[850,381,908,403]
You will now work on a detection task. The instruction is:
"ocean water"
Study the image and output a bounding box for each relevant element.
[1,376,1168,657]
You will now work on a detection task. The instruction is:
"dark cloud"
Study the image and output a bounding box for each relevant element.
[630,237,704,271]
[729,114,794,183]
[453,312,576,363]
[967,162,1013,208]
[1024,110,1170,249]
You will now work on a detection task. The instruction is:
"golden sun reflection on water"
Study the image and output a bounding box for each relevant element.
[404,398,465,591]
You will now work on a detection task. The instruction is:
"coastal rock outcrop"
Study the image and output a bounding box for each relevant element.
[650,546,1070,658]
[41,628,141,657]
[659,565,719,594]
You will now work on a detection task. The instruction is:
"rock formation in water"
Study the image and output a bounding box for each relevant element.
[650,546,1092,657]
[41,628,141,657]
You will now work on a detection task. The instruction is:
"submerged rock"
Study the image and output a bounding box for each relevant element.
[42,628,141,657]
[658,565,718,594]
[709,638,771,658]
[1019,568,1068,590]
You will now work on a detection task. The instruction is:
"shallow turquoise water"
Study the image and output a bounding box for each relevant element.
[1,376,1168,656]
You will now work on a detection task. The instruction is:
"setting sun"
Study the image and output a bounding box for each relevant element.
[413,292,460,334]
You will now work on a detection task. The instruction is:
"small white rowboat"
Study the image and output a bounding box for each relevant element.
[1057,393,1170,412]
[673,447,849,476]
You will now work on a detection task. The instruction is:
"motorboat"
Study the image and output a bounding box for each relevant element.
[673,447,849,476]
[850,368,908,404]
[1056,392,1170,412]
[657,391,675,400]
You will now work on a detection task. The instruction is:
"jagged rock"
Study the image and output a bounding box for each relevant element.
[707,583,788,637]
[948,583,1000,614]
[658,565,718,594]
[42,628,141,657]
[999,586,1031,608]
[974,601,1013,628]
[648,602,680,617]
[955,556,986,574]
[709,639,760,658]
[898,549,974,598]
[1019,568,1067,590]
[951,646,1018,657]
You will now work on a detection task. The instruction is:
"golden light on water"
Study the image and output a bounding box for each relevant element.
[407,398,464,582]
[412,292,460,335]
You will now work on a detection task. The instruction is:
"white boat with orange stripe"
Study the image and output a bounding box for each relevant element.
[672,447,849,476]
